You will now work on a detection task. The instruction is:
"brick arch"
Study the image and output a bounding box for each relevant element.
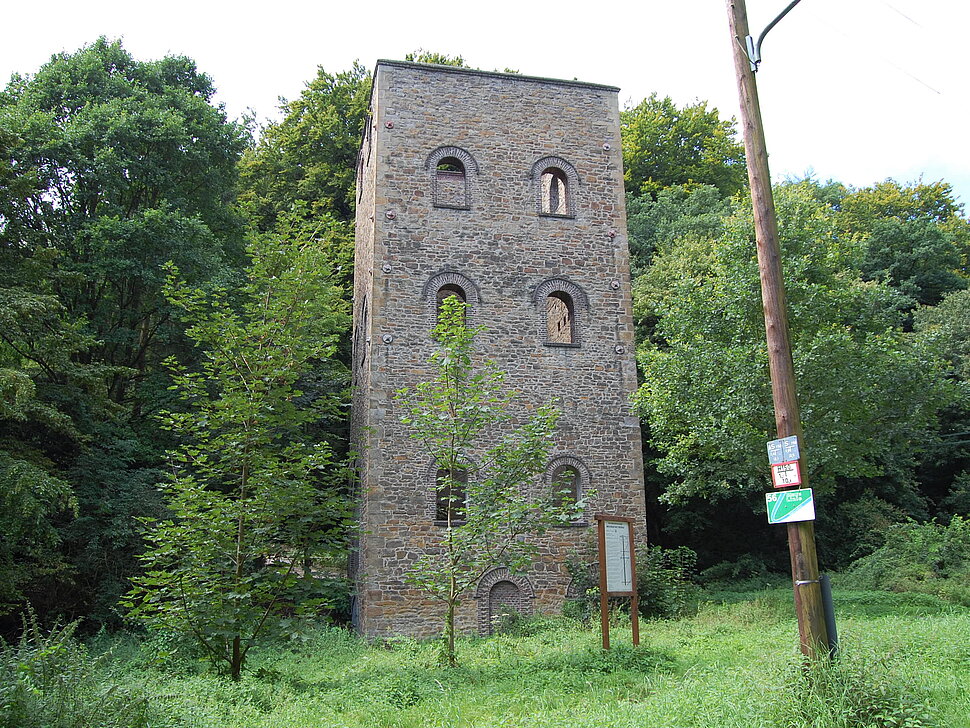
[533,278,589,346]
[530,155,579,217]
[474,568,535,635]
[545,455,591,516]
[423,270,482,329]
[427,146,479,210]
[426,145,480,174]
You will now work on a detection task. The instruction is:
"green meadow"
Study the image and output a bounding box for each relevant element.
[6,585,968,728]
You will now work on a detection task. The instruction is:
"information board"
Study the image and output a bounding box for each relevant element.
[594,514,640,650]
[603,520,634,594]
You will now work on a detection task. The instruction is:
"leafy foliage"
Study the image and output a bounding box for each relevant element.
[836,180,969,306]
[404,50,468,67]
[621,93,746,199]
[847,517,970,604]
[626,183,734,275]
[395,297,580,666]
[0,611,151,727]
[564,544,699,621]
[0,37,248,628]
[238,63,371,231]
[126,231,351,680]
[635,182,954,504]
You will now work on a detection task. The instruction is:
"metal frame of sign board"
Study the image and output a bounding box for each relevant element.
[595,514,639,650]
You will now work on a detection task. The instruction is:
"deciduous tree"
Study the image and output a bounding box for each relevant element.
[633,182,956,564]
[395,298,580,666]
[125,231,351,680]
[621,94,746,199]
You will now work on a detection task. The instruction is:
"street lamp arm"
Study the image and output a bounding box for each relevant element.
[745,0,805,71]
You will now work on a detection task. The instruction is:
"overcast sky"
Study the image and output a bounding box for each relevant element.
[4,0,968,205]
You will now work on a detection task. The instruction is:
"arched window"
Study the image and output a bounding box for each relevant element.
[428,146,477,210]
[531,156,579,217]
[435,157,466,208]
[544,455,590,526]
[435,283,467,323]
[540,167,569,216]
[435,467,467,524]
[546,292,574,344]
[550,464,580,507]
[534,278,588,347]
[424,272,480,330]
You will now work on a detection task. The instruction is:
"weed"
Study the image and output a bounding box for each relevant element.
[780,649,939,728]
[0,610,154,728]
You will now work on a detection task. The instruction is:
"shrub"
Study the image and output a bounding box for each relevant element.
[636,545,700,618]
[847,516,970,597]
[563,544,699,622]
[0,612,152,728]
[780,648,938,728]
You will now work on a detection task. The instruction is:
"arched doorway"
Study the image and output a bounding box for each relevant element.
[475,568,535,635]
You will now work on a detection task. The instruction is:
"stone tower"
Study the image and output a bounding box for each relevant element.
[351,60,646,639]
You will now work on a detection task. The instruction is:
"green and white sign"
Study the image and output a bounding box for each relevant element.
[765,488,815,524]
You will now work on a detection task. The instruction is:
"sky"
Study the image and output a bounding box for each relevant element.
[4,0,968,205]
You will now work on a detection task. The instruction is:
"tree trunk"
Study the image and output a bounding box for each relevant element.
[445,596,457,667]
[231,635,242,681]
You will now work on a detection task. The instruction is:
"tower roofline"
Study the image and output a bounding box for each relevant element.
[373,59,621,93]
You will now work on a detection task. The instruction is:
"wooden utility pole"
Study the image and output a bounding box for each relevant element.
[725,0,829,660]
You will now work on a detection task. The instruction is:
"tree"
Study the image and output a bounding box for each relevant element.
[404,50,468,67]
[238,63,371,232]
[1,37,247,388]
[626,183,735,275]
[836,180,970,307]
[395,298,580,666]
[0,38,249,626]
[125,231,351,680]
[633,182,956,565]
[621,94,746,199]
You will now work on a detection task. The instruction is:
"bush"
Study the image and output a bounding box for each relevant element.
[0,612,152,728]
[563,545,700,622]
[847,516,970,597]
[636,545,700,618]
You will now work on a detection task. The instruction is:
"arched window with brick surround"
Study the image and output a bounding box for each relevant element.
[534,278,588,347]
[427,146,478,210]
[531,156,579,218]
[550,464,580,506]
[546,291,574,344]
[544,455,590,525]
[436,283,467,324]
[423,271,480,330]
[474,568,535,635]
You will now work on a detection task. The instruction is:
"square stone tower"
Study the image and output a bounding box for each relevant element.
[351,60,647,639]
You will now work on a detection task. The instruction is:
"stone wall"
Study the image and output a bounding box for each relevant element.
[351,61,647,639]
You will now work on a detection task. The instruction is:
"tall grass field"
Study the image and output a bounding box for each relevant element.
[3,584,967,728]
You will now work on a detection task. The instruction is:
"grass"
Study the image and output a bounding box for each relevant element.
[7,587,968,727]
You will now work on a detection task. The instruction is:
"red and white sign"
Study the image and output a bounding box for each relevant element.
[771,460,802,488]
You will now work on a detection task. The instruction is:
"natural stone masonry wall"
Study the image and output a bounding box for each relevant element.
[351,61,647,639]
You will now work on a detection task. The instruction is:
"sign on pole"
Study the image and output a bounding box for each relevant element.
[767,435,799,465]
[595,514,639,650]
[771,460,802,488]
[765,488,815,524]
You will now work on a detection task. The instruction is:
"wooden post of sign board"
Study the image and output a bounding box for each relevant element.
[596,515,639,650]
[597,516,610,650]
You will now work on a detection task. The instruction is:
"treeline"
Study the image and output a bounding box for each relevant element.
[1,39,967,633]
